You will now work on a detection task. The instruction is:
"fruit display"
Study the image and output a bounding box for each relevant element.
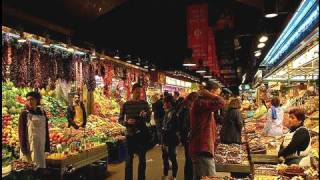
[2,81,126,166]
[93,87,120,117]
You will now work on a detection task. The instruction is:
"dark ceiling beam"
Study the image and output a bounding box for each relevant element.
[3,5,75,36]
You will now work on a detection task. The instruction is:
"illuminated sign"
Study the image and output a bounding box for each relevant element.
[165,77,192,88]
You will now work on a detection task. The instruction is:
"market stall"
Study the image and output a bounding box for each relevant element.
[243,0,319,178]
[1,26,140,179]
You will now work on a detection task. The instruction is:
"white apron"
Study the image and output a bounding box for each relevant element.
[282,126,311,166]
[20,112,47,169]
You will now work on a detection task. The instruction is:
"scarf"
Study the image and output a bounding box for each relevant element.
[271,106,277,119]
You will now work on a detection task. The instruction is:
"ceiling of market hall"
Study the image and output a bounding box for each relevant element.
[3,0,301,86]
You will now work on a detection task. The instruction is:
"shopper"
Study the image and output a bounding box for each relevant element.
[189,82,225,180]
[177,92,199,180]
[220,98,243,144]
[66,93,87,129]
[151,94,165,144]
[263,97,284,136]
[161,95,180,180]
[18,91,50,169]
[278,108,311,166]
[119,83,151,180]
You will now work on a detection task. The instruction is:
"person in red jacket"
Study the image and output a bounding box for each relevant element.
[189,81,225,180]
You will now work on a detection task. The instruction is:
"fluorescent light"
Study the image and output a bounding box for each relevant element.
[259,36,269,43]
[203,75,212,78]
[18,38,26,43]
[265,13,278,18]
[183,58,196,67]
[136,62,140,66]
[151,68,156,71]
[257,43,266,48]
[144,65,149,69]
[196,69,206,73]
[183,63,197,67]
[114,55,120,59]
[261,0,319,66]
[126,60,132,63]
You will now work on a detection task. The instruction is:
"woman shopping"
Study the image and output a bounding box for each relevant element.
[264,97,284,136]
[220,98,243,144]
[18,91,50,169]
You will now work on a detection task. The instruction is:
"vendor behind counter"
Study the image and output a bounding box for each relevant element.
[278,107,311,166]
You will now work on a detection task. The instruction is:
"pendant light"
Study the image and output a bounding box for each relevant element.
[259,35,269,43]
[183,57,196,67]
[196,60,207,74]
[114,50,120,59]
[126,55,132,63]
[264,0,278,18]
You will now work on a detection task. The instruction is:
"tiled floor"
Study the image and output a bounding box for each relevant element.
[106,145,230,180]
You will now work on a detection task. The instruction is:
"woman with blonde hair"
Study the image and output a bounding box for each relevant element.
[220,98,243,144]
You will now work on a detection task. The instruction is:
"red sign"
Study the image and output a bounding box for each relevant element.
[187,4,208,63]
[187,4,220,77]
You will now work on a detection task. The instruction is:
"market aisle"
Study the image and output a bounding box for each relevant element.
[106,145,186,180]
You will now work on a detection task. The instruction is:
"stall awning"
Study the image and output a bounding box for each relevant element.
[260,0,319,67]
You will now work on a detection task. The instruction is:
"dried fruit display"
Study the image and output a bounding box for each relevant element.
[215,144,249,165]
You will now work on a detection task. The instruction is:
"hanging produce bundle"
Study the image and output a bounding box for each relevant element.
[103,63,114,96]
[31,45,42,88]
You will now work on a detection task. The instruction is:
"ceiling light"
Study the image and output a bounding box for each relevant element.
[265,13,278,18]
[255,51,262,57]
[259,36,269,43]
[203,74,212,78]
[136,58,141,66]
[17,31,26,43]
[257,43,266,48]
[114,50,120,59]
[126,60,132,63]
[264,0,279,18]
[196,69,206,73]
[144,65,149,69]
[182,58,196,67]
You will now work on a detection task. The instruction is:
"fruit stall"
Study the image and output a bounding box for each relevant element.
[1,26,149,178]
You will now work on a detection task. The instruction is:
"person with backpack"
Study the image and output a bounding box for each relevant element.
[119,83,151,180]
[177,92,199,180]
[18,91,50,170]
[161,95,180,180]
[189,82,225,180]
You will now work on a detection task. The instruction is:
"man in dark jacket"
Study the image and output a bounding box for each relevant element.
[66,94,87,129]
[119,83,151,180]
[161,95,180,180]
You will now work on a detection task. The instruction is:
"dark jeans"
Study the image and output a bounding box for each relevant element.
[125,137,147,180]
[162,145,178,178]
[155,118,163,144]
[184,143,193,180]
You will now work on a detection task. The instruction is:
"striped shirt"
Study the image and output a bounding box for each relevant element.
[119,100,151,136]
